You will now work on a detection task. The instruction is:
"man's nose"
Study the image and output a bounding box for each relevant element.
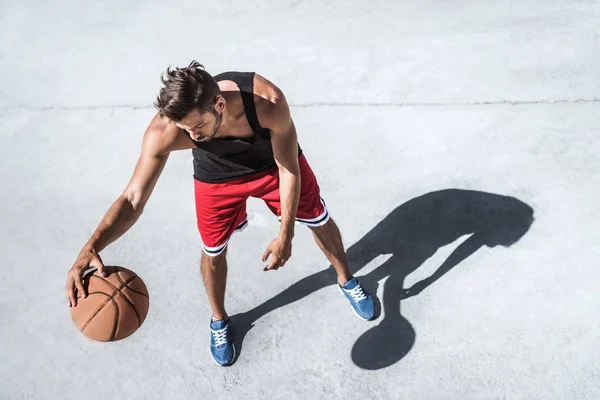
[188,130,200,141]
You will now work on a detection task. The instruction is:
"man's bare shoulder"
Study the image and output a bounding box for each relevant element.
[144,112,195,155]
[253,73,286,104]
[252,73,290,127]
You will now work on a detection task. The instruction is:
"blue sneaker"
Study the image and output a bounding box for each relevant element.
[338,277,376,321]
[210,319,235,366]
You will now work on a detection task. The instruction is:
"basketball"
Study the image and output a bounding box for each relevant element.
[70,266,149,342]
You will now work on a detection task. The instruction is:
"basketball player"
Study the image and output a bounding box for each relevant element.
[65,61,376,366]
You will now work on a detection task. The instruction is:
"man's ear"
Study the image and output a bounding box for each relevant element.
[214,95,226,113]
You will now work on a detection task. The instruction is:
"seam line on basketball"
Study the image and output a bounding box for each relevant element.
[92,271,142,326]
[107,267,145,325]
[125,278,150,298]
[86,292,111,296]
[80,293,113,333]
[83,274,141,331]
[113,267,149,298]
[109,296,119,341]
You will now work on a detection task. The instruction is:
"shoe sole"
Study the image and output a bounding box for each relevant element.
[211,343,236,367]
[338,286,374,321]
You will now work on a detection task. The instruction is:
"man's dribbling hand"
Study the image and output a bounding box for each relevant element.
[262,237,292,271]
[65,246,106,307]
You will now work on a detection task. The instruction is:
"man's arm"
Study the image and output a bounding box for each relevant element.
[66,114,188,306]
[258,87,301,270]
[85,137,169,254]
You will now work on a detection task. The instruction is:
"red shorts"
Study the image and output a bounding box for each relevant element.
[194,154,329,256]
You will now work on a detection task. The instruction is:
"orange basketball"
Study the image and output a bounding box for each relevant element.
[70,266,149,342]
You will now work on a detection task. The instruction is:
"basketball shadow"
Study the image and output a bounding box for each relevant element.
[230,189,534,369]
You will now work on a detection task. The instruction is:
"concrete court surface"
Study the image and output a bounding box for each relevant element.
[1,0,599,399]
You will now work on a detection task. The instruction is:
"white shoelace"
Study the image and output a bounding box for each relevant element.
[345,284,367,302]
[211,327,228,347]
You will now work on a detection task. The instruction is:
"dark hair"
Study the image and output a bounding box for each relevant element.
[154,61,221,121]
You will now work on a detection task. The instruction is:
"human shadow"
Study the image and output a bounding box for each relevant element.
[230,189,535,369]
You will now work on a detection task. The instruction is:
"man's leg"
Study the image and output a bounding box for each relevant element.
[201,246,236,366]
[309,218,353,286]
[194,177,248,366]
[311,217,377,321]
[200,248,229,321]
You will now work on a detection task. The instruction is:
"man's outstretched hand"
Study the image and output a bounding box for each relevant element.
[262,237,292,271]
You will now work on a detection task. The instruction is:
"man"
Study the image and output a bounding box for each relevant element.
[65,61,376,366]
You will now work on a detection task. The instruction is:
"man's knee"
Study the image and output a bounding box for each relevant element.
[309,218,335,235]
[201,247,228,268]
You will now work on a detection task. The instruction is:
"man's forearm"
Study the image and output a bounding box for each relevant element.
[85,196,143,253]
[278,169,301,241]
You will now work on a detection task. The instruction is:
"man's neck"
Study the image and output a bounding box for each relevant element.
[213,93,253,140]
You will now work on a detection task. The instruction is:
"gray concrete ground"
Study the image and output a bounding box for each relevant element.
[1,0,599,399]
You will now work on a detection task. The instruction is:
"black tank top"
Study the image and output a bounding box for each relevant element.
[191,71,302,183]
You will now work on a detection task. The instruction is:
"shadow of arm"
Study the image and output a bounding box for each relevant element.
[402,233,485,298]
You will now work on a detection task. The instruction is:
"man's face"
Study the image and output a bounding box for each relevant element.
[176,108,223,142]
